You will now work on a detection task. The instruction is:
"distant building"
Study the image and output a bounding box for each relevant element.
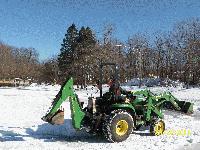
[0,78,32,87]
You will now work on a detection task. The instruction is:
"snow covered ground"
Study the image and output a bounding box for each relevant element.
[0,84,200,150]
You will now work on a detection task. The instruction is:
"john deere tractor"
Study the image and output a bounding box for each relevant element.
[42,63,193,142]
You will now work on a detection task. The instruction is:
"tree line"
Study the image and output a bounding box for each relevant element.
[0,43,40,81]
[0,18,200,86]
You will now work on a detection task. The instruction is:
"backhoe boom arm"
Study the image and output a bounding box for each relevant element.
[42,78,85,129]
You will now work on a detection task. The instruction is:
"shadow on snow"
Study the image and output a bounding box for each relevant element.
[0,119,107,143]
[0,130,25,142]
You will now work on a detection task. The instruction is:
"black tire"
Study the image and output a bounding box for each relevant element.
[102,110,133,142]
[150,120,165,136]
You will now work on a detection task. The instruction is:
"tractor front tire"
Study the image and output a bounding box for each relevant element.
[103,110,133,142]
[150,120,165,136]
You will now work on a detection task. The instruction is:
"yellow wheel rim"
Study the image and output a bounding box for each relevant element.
[154,121,164,136]
[116,120,129,136]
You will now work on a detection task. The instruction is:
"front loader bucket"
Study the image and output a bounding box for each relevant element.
[42,109,64,125]
[163,100,193,114]
[176,101,193,114]
[151,92,194,114]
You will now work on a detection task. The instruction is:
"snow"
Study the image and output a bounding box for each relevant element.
[0,84,200,150]
[123,77,185,87]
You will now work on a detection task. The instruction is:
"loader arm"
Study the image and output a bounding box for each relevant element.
[42,78,85,129]
[155,92,181,110]
[131,90,193,114]
[156,92,193,114]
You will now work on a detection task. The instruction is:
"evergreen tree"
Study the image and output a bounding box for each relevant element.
[74,27,96,59]
[58,24,78,80]
[75,26,96,87]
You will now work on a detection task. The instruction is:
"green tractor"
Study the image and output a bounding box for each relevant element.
[42,63,193,142]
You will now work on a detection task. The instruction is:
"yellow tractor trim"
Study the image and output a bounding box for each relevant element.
[116,120,129,136]
[154,120,165,135]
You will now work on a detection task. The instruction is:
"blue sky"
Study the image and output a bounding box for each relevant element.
[0,0,200,60]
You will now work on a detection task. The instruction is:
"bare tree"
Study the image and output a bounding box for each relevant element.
[39,57,59,84]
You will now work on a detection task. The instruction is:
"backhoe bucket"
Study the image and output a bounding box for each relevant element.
[42,109,64,125]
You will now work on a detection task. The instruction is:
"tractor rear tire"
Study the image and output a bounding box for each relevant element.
[102,110,133,142]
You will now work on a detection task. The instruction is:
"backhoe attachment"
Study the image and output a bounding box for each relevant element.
[42,78,85,129]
